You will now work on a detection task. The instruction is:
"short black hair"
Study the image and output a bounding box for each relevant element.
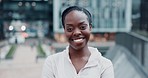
[61,6,92,28]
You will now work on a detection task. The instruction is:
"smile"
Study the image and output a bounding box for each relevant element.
[72,37,85,42]
[73,38,83,42]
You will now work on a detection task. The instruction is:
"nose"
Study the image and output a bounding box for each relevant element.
[73,28,82,36]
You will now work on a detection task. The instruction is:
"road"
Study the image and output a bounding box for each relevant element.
[0,42,45,78]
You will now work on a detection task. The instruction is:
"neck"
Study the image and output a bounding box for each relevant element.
[69,46,91,58]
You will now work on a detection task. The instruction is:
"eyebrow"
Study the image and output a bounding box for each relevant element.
[65,24,73,26]
[65,21,87,26]
[78,21,87,25]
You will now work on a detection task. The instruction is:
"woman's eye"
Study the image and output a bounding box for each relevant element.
[67,28,73,32]
[80,26,86,30]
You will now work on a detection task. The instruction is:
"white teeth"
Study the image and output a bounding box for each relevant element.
[73,39,83,42]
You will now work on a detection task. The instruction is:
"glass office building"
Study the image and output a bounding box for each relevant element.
[53,0,132,33]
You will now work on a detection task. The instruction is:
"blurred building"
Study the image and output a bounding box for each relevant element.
[0,0,147,40]
[0,0,53,40]
[0,0,4,40]
[0,0,148,78]
[53,0,132,33]
[140,0,148,31]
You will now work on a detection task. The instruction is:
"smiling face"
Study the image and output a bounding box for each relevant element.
[64,10,92,50]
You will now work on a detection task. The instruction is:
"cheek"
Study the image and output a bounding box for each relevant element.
[83,31,91,39]
[64,32,71,39]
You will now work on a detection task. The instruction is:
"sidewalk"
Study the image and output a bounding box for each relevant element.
[0,45,45,78]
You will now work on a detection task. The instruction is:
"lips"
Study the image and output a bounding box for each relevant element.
[73,38,83,42]
[71,37,85,43]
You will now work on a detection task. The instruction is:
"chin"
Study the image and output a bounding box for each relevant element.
[68,37,89,50]
[70,43,87,51]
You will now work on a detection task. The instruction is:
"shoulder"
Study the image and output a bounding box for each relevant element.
[100,56,112,66]
[89,47,113,68]
[89,47,112,66]
[89,46,113,67]
[44,51,65,65]
[46,51,64,61]
[99,56,113,71]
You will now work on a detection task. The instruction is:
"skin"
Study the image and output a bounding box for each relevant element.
[64,10,92,74]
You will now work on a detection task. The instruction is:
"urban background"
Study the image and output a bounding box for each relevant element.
[0,0,148,78]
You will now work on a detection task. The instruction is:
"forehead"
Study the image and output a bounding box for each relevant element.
[64,10,88,24]
[65,10,87,18]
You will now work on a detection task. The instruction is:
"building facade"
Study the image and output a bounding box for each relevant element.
[53,0,132,33]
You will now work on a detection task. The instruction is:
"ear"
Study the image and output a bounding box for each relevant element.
[89,24,92,31]
[64,28,66,34]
